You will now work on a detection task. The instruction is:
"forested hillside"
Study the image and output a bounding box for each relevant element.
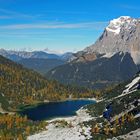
[0,55,94,111]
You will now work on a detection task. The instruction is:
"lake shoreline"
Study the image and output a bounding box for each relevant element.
[0,97,97,117]
[17,97,97,111]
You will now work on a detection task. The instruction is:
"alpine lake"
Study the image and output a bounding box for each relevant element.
[19,100,95,121]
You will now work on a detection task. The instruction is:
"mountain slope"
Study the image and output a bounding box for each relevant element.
[47,16,140,89]
[85,71,140,139]
[18,58,65,75]
[47,52,139,89]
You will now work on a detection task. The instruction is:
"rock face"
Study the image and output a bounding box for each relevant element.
[78,16,140,64]
[47,16,140,89]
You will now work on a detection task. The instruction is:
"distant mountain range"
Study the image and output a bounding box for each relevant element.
[0,49,73,75]
[0,49,73,62]
[47,16,140,89]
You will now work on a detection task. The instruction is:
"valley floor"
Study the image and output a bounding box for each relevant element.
[28,108,93,140]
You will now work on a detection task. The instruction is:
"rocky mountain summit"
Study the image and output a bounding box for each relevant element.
[74,16,140,64]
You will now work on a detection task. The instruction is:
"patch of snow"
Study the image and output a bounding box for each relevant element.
[106,27,121,34]
[106,16,137,35]
[113,75,140,100]
[134,113,140,119]
[102,52,115,58]
[75,67,79,73]
[107,137,118,140]
[120,52,126,62]
[51,70,56,75]
[119,52,123,55]
[116,89,137,100]
[123,76,140,93]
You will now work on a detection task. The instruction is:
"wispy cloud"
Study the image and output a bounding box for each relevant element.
[0,31,91,41]
[43,10,89,14]
[0,32,49,38]
[0,21,108,30]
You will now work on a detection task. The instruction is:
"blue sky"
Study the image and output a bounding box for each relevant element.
[0,0,140,53]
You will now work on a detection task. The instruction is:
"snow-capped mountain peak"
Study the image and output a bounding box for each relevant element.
[80,16,140,64]
[106,16,138,34]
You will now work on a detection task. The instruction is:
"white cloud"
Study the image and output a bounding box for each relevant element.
[0,21,108,30]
